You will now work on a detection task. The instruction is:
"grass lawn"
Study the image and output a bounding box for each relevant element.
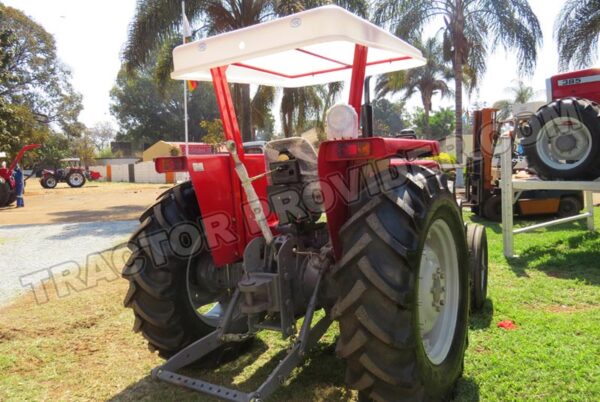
[0,209,599,401]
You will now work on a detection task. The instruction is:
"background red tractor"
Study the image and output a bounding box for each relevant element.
[122,7,488,401]
[0,144,40,207]
[521,68,600,180]
[40,158,100,188]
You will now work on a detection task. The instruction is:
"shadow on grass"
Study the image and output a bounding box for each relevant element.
[469,299,494,330]
[108,338,352,402]
[506,231,600,285]
[453,376,481,402]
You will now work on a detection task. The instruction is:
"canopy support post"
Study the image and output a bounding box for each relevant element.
[348,44,368,118]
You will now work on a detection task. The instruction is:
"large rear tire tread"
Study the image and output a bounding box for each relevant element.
[524,97,600,181]
[334,166,469,402]
[123,182,245,362]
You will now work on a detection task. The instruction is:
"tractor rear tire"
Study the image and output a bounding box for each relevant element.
[41,176,57,189]
[557,195,583,218]
[523,98,600,180]
[0,179,10,207]
[466,223,488,312]
[123,181,248,361]
[66,171,86,188]
[334,166,469,401]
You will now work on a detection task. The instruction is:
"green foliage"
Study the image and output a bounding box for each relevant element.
[169,145,181,156]
[110,66,220,150]
[431,152,457,165]
[371,98,408,136]
[0,4,84,139]
[70,133,96,166]
[376,36,452,135]
[411,107,455,140]
[96,147,115,159]
[199,119,225,147]
[556,1,600,70]
[35,134,69,168]
[492,80,537,120]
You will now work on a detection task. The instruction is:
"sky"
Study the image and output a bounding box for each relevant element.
[3,0,577,131]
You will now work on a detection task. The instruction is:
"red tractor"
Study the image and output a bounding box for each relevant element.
[122,7,488,401]
[521,68,600,180]
[0,144,41,207]
[40,158,99,188]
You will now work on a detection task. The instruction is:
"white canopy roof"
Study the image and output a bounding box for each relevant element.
[171,6,425,88]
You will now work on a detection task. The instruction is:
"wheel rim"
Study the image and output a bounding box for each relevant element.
[418,218,460,365]
[536,117,593,170]
[69,173,84,185]
[46,177,56,187]
[185,257,230,328]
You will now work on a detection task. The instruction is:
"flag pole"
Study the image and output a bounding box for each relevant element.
[182,1,189,156]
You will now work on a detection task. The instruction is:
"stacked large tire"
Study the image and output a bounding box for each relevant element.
[122,182,246,362]
[333,166,469,401]
[523,98,600,180]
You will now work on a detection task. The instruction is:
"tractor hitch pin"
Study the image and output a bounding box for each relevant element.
[226,141,274,245]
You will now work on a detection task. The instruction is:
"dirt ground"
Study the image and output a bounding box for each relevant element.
[0,180,168,225]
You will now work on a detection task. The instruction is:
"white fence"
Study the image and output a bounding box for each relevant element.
[88,161,186,184]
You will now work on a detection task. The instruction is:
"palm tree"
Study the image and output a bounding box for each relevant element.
[376,36,452,136]
[373,0,542,163]
[124,1,367,142]
[555,0,600,70]
[492,80,536,120]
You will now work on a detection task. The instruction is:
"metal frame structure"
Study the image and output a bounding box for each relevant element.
[499,134,599,258]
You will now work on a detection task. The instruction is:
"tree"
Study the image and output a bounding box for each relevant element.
[555,0,600,70]
[122,0,368,141]
[492,79,536,120]
[371,98,408,136]
[110,66,220,149]
[374,0,542,163]
[376,36,452,136]
[411,107,455,140]
[0,4,84,138]
[86,121,116,150]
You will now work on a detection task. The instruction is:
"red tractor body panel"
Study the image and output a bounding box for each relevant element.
[183,152,275,266]
[318,137,440,259]
[549,68,600,103]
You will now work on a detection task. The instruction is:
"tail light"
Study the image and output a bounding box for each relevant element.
[155,156,187,173]
[335,140,372,159]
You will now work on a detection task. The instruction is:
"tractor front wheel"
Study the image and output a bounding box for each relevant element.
[41,176,57,189]
[334,166,469,401]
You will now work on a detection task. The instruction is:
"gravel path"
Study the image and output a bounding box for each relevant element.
[0,220,138,306]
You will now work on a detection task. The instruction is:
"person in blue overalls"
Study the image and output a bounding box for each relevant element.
[14,164,24,207]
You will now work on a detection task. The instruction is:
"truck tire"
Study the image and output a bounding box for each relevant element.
[482,195,502,222]
[466,223,488,312]
[334,166,469,401]
[41,176,57,189]
[123,182,247,361]
[0,179,10,207]
[523,98,600,180]
[66,171,86,188]
[557,195,583,218]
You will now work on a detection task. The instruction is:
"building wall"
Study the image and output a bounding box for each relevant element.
[142,141,171,162]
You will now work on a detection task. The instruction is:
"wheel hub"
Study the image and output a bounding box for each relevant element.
[537,117,593,169]
[554,134,577,153]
